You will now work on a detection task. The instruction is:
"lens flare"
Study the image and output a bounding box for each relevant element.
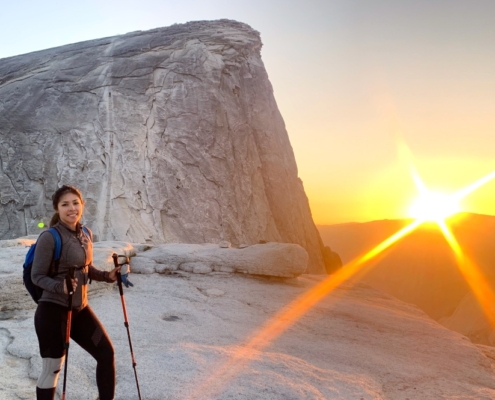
[437,221,495,328]
[183,138,495,399]
[409,191,461,222]
[183,218,424,400]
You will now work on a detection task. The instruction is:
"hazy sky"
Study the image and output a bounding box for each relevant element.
[2,0,495,224]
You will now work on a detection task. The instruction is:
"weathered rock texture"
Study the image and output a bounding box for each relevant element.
[0,20,325,273]
[439,291,495,346]
[133,242,308,277]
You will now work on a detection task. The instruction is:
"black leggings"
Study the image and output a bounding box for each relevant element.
[34,302,115,399]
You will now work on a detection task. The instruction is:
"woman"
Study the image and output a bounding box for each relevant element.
[32,185,120,400]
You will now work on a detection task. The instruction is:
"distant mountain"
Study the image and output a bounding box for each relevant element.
[317,213,495,345]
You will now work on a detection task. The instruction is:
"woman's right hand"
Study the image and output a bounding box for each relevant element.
[63,277,78,294]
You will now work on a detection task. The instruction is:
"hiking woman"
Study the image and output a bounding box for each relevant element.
[32,185,120,400]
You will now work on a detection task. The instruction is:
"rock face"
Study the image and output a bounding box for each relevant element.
[0,20,325,273]
[322,245,342,274]
[439,291,495,346]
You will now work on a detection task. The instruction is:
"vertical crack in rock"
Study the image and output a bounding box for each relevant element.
[0,154,20,206]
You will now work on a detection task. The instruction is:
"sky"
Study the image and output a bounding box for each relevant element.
[2,0,495,224]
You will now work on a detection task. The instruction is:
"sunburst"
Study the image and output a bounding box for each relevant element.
[183,149,495,400]
[409,190,461,222]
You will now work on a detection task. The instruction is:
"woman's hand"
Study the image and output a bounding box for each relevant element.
[108,266,121,282]
[63,277,78,294]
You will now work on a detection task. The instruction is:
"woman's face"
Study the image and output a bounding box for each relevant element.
[57,192,83,229]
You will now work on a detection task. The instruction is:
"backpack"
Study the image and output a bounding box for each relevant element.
[22,226,90,303]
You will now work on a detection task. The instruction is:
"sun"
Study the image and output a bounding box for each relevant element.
[408,190,461,222]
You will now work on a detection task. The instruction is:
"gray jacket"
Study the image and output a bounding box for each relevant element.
[31,221,114,310]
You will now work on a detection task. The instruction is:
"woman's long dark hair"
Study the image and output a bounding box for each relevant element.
[49,185,84,227]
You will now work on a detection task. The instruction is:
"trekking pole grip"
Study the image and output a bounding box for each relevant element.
[112,253,124,296]
[111,253,119,268]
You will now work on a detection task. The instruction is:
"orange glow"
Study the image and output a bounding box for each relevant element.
[437,220,495,329]
[183,218,424,400]
[403,146,495,223]
[306,156,495,225]
[408,163,495,328]
[451,169,495,203]
[184,142,495,399]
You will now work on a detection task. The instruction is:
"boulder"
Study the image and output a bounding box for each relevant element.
[137,242,308,278]
[0,20,325,273]
[129,255,157,274]
[322,245,342,274]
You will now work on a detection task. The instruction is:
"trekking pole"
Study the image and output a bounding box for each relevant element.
[62,266,76,400]
[112,253,142,400]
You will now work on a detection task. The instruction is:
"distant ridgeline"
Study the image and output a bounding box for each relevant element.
[0,20,326,273]
[318,213,495,345]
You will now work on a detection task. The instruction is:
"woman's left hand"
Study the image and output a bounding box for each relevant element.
[108,266,121,282]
